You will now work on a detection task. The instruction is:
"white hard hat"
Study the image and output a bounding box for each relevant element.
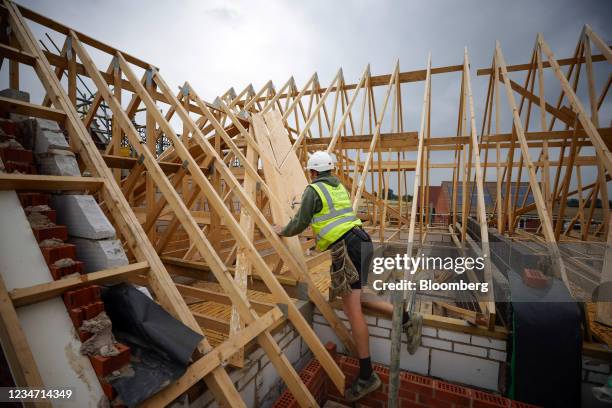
[307,151,334,172]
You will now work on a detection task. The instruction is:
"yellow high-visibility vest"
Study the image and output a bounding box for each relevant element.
[309,182,362,251]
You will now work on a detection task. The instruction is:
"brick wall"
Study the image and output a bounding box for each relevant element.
[273,348,540,408]
[313,310,508,392]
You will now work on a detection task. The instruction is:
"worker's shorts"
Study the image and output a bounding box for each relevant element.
[340,227,373,290]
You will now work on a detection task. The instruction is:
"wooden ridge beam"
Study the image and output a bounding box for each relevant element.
[477,53,607,75]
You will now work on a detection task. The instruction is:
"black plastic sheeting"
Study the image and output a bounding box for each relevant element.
[507,269,582,408]
[102,284,203,407]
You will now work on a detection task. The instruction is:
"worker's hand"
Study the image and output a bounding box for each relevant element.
[272,224,283,235]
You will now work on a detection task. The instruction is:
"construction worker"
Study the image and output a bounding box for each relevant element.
[273,150,422,402]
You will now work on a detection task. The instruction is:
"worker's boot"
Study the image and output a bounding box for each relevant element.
[403,312,423,355]
[345,371,382,402]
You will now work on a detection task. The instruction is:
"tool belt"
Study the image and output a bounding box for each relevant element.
[328,236,360,301]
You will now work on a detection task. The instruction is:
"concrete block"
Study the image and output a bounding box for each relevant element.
[37,154,80,176]
[51,194,115,240]
[0,88,30,102]
[488,349,507,362]
[454,343,488,358]
[422,337,453,351]
[399,344,430,375]
[471,335,507,351]
[438,328,471,343]
[369,335,430,375]
[36,118,61,132]
[70,238,128,273]
[430,349,500,391]
[34,128,69,154]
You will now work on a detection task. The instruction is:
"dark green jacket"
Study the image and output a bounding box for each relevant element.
[279,171,341,237]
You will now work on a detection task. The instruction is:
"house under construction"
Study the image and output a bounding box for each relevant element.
[0,1,610,407]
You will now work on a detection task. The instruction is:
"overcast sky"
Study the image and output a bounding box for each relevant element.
[13,0,611,102]
[4,0,612,193]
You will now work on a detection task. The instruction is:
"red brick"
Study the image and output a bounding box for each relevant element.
[325,341,337,357]
[90,285,101,302]
[49,260,83,280]
[4,161,36,174]
[435,380,471,406]
[0,147,33,164]
[64,287,91,308]
[399,399,428,408]
[25,207,56,223]
[89,343,131,377]
[400,372,434,397]
[472,390,511,407]
[18,192,49,207]
[40,243,76,265]
[99,379,116,400]
[68,307,84,329]
[374,364,390,384]
[32,225,68,242]
[83,301,104,320]
[0,120,18,136]
[272,390,298,408]
[398,388,417,401]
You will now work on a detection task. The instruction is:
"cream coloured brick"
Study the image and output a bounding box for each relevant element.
[421,337,452,351]
[378,317,392,329]
[365,314,377,325]
[438,328,471,343]
[422,326,437,337]
[471,335,507,351]
[488,349,506,362]
[368,326,390,338]
[454,343,487,358]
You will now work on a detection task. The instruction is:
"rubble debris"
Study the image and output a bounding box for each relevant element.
[39,238,65,248]
[80,312,119,357]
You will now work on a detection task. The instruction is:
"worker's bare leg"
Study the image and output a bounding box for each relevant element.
[342,289,370,357]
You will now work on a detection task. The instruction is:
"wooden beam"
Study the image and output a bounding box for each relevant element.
[0,173,104,191]
[0,274,48,402]
[0,95,66,122]
[10,262,148,307]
